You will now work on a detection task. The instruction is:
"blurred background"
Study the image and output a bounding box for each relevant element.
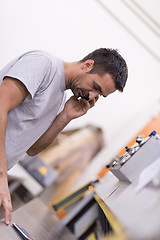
[0,0,160,181]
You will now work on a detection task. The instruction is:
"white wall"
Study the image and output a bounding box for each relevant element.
[0,0,160,161]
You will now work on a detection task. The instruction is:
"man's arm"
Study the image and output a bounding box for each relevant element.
[27,96,96,156]
[0,77,29,225]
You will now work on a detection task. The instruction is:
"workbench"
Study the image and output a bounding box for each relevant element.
[0,198,77,240]
[95,171,160,240]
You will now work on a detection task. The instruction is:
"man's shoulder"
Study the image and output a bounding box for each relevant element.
[20,50,63,67]
[22,50,58,59]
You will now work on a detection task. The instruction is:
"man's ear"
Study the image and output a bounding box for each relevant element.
[82,59,94,72]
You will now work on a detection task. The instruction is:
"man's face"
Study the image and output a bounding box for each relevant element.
[71,72,117,102]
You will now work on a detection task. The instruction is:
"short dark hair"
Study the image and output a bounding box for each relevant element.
[80,48,128,92]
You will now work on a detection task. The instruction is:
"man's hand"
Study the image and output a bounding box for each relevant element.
[63,95,98,121]
[0,175,12,225]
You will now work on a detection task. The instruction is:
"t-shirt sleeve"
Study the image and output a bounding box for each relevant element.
[4,53,51,98]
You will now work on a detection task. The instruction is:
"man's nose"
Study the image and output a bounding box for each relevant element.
[89,91,100,100]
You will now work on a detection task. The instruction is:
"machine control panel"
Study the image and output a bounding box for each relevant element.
[109,131,160,182]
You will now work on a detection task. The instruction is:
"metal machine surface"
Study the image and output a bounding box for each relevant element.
[110,131,160,182]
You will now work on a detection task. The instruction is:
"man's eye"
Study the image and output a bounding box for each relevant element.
[93,83,99,91]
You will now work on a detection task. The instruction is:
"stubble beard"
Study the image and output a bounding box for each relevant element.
[67,75,89,101]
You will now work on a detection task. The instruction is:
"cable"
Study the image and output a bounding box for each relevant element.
[130,0,160,29]
[121,0,160,39]
[95,0,160,63]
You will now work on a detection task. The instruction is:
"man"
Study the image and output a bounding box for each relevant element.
[0,48,128,225]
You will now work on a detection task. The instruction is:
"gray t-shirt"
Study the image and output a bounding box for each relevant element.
[0,50,66,170]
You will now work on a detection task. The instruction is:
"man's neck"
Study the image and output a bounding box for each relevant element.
[64,61,80,89]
